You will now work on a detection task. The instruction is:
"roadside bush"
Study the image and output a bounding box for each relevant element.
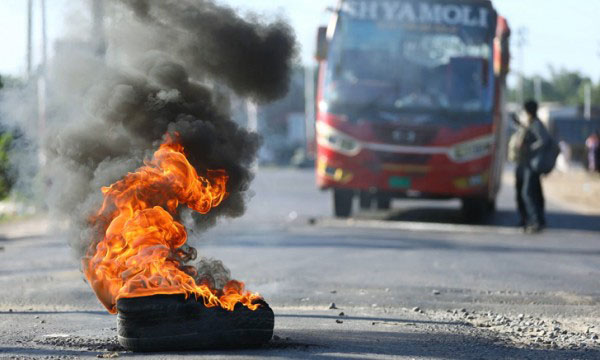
[0,132,13,200]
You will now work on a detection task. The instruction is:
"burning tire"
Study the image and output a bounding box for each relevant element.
[117,295,274,352]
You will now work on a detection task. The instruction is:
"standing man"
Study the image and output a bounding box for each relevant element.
[586,130,599,173]
[515,100,551,233]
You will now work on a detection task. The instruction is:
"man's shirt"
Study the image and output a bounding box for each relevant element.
[519,118,551,166]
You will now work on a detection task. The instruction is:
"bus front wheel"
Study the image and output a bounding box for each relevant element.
[359,191,373,210]
[461,197,495,223]
[334,189,354,218]
[376,193,391,210]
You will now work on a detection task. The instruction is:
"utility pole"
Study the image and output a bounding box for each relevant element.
[92,0,106,56]
[516,27,528,105]
[27,0,33,78]
[304,66,316,158]
[41,0,47,68]
[584,82,592,120]
[534,76,543,103]
[38,0,49,165]
[246,100,259,171]
[246,101,258,133]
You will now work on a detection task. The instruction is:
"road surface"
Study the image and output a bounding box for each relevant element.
[1,168,599,359]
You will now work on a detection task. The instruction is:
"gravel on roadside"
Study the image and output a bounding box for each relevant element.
[428,307,600,353]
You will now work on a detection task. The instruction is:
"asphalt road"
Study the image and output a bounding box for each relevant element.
[1,167,599,359]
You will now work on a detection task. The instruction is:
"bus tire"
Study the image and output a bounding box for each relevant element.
[461,198,493,223]
[376,193,391,210]
[334,189,353,218]
[359,191,373,210]
[487,199,497,214]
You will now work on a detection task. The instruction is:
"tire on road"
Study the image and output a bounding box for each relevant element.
[117,295,274,352]
[334,189,354,218]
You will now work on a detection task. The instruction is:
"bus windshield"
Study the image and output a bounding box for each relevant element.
[324,2,496,117]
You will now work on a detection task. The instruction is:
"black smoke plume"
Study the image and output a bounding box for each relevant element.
[40,0,296,260]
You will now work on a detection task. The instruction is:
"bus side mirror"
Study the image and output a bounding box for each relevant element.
[316,26,328,61]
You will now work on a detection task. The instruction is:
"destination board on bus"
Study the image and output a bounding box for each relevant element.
[341,0,492,29]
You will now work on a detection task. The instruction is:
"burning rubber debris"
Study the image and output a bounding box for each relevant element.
[40,0,295,352]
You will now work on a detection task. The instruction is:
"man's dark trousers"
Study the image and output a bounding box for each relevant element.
[516,165,545,226]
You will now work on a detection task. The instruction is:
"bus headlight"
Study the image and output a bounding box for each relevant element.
[449,135,495,162]
[316,121,361,156]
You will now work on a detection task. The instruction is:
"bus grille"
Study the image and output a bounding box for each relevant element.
[371,126,438,146]
[375,152,431,165]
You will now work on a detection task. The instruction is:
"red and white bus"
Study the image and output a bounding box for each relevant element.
[315,0,511,220]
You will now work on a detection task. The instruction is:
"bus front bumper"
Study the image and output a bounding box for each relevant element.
[316,148,494,199]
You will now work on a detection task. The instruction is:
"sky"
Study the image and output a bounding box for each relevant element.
[1,0,599,82]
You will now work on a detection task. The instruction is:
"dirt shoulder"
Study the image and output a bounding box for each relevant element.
[543,170,600,215]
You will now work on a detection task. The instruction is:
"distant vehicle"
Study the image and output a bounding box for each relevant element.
[314,0,511,220]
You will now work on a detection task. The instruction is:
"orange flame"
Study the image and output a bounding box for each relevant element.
[83,134,261,314]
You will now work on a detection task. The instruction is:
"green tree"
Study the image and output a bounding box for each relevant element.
[0,133,13,199]
[0,74,15,200]
[547,68,587,105]
[508,68,598,106]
